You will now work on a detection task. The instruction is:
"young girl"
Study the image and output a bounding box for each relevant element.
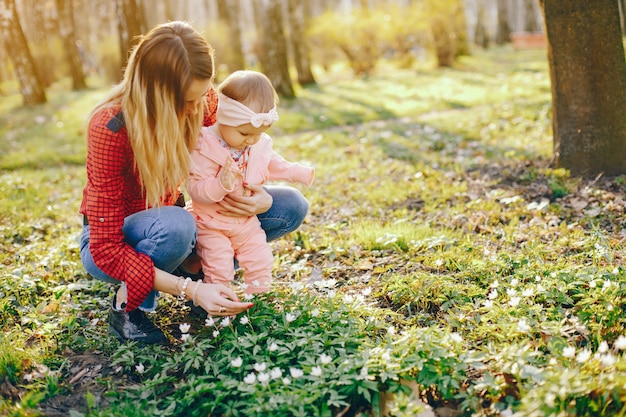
[79,23,308,345]
[186,70,314,294]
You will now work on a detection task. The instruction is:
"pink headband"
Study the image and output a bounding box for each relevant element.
[217,93,279,127]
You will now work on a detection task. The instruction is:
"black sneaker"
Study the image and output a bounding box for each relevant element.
[108,306,169,345]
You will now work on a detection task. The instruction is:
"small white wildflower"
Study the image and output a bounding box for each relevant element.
[550,272,557,278]
[387,326,396,335]
[320,354,332,364]
[258,372,270,383]
[282,377,291,385]
[483,299,493,308]
[179,323,191,334]
[613,267,619,275]
[290,281,304,291]
[213,330,220,338]
[251,280,260,288]
[549,358,557,365]
[450,333,463,343]
[343,294,355,304]
[517,319,530,333]
[491,280,500,289]
[269,342,279,351]
[534,275,542,282]
[506,288,517,297]
[522,288,534,297]
[221,317,231,327]
[290,368,304,378]
[614,335,626,350]
[361,287,372,296]
[181,333,191,342]
[511,279,519,287]
[244,373,256,384]
[598,341,609,353]
[603,280,612,290]
[311,308,320,317]
[270,368,282,379]
[589,280,596,288]
[135,363,145,374]
[231,357,243,367]
[562,346,576,358]
[608,304,614,311]
[311,366,323,377]
[488,289,498,300]
[536,284,545,292]
[205,317,215,327]
[240,316,249,325]
[327,290,336,298]
[435,259,444,267]
[509,296,521,307]
[500,408,513,417]
[240,283,249,291]
[254,362,267,372]
[601,353,616,367]
[576,349,592,363]
[243,293,254,300]
[286,312,297,322]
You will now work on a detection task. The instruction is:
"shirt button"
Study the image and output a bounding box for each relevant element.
[99,218,105,222]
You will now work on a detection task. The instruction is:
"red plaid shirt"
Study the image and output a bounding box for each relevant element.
[80,89,218,311]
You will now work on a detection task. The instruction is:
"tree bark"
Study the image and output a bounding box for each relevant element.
[495,0,512,44]
[541,0,626,176]
[253,0,294,98]
[0,0,47,105]
[286,0,316,85]
[55,0,88,90]
[115,0,147,66]
[524,0,541,32]
[474,0,490,49]
[216,0,246,71]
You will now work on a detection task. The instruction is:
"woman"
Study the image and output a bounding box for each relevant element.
[79,21,309,345]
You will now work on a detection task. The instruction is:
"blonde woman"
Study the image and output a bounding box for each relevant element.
[79,22,309,344]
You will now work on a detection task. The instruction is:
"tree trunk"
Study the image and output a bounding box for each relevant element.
[286,0,316,85]
[495,0,512,44]
[541,0,626,176]
[619,0,626,34]
[474,0,490,49]
[524,0,540,32]
[115,0,147,66]
[55,0,88,90]
[216,0,246,71]
[253,0,294,98]
[0,0,47,105]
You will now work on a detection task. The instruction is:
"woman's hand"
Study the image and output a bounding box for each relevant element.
[217,183,272,217]
[194,281,253,316]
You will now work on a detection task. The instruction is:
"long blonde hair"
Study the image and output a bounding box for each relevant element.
[89,21,214,207]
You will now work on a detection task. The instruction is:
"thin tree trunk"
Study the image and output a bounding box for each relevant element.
[253,0,294,98]
[474,0,490,48]
[216,0,246,71]
[541,0,626,176]
[495,0,512,44]
[55,0,87,90]
[524,0,540,32]
[116,0,147,65]
[0,0,47,105]
[286,0,316,85]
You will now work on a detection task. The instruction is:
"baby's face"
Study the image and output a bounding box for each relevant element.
[218,123,270,150]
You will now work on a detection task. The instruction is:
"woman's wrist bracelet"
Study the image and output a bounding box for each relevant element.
[178,277,192,301]
[190,280,201,306]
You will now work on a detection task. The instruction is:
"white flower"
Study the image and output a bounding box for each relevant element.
[576,349,592,363]
[598,341,609,353]
[601,353,616,367]
[435,259,444,267]
[282,377,291,385]
[311,308,320,317]
[254,362,267,372]
[613,267,619,275]
[213,330,220,338]
[240,283,249,290]
[589,280,596,288]
[181,333,191,342]
[506,288,517,297]
[311,366,323,377]
[511,279,519,287]
[450,332,463,343]
[488,289,498,300]
[269,342,279,351]
[135,363,145,374]
[251,280,260,288]
[614,335,626,350]
[387,326,396,335]
[483,299,493,308]
[244,373,256,384]
[522,288,534,297]
[534,275,542,282]
[240,316,249,325]
[536,284,545,292]
[608,304,614,311]
[343,294,355,304]
[508,297,521,307]
[361,287,372,296]
[327,290,336,298]
[231,357,243,367]
[286,313,297,322]
[562,346,576,358]
[320,354,332,364]
[221,317,231,327]
[270,368,282,379]
[179,323,191,334]
[491,280,500,289]
[289,368,304,378]
[257,372,270,383]
[244,293,255,300]
[205,317,215,327]
[517,319,530,333]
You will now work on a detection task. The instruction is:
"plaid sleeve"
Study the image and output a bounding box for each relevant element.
[202,88,218,127]
[83,108,155,311]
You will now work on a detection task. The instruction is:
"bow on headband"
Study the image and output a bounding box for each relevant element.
[217,94,279,128]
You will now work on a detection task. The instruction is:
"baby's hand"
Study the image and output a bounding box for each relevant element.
[219,158,241,189]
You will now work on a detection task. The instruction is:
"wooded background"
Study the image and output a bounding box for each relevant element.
[1,0,626,176]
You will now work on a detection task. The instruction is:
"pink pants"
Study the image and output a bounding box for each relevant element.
[195,215,273,294]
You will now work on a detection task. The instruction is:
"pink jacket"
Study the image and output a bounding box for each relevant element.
[187,127,314,223]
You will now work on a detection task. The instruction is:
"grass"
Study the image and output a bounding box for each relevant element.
[2,46,626,416]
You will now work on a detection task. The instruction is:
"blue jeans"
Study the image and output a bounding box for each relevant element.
[80,185,309,311]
